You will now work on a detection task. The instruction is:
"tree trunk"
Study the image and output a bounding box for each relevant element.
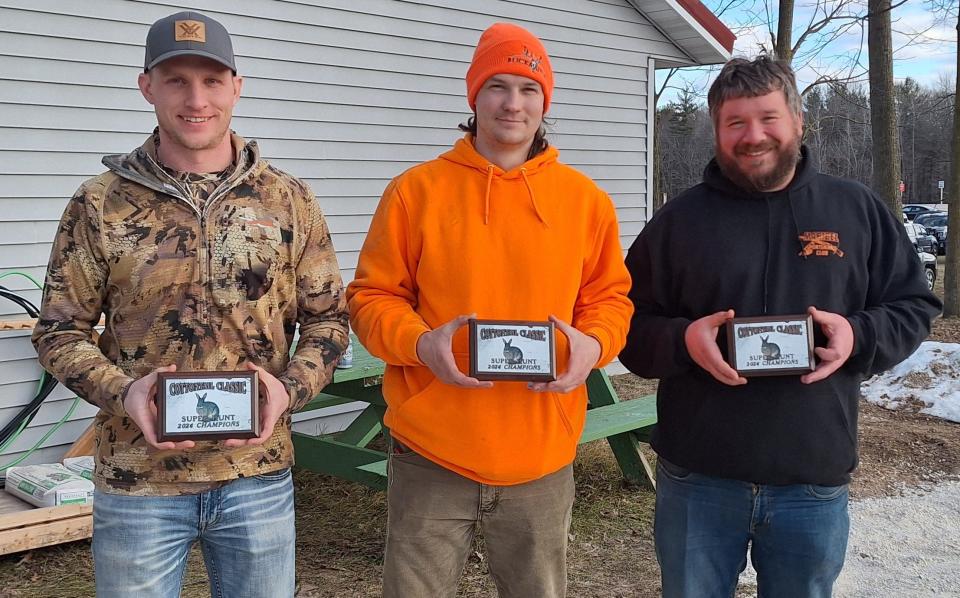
[943,11,960,316]
[775,0,795,62]
[868,0,902,217]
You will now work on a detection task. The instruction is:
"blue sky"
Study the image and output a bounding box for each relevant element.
[658,0,957,104]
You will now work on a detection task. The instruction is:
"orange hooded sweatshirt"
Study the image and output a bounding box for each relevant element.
[347,135,633,485]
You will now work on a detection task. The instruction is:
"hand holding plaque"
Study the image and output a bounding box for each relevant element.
[122,364,196,450]
[222,362,290,447]
[528,315,599,393]
[799,306,854,384]
[685,310,747,386]
[417,314,494,388]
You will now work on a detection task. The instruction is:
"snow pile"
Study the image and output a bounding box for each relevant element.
[860,341,960,423]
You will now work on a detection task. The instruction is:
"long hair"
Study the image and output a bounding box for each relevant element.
[458,116,549,161]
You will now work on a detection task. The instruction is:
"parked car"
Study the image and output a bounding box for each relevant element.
[917,249,937,291]
[903,204,937,221]
[904,222,939,255]
[913,211,946,227]
[915,213,948,254]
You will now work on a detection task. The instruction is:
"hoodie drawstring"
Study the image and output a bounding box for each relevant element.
[788,191,806,260]
[482,165,547,226]
[520,168,547,226]
[484,165,494,225]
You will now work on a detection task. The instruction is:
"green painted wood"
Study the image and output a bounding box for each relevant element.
[584,368,619,408]
[297,393,358,413]
[292,433,387,490]
[357,459,387,476]
[582,369,658,490]
[606,431,656,490]
[336,404,386,447]
[296,337,659,490]
[330,378,387,405]
[579,396,657,443]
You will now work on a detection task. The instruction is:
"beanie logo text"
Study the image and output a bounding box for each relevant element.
[507,46,544,74]
[798,231,844,258]
[175,20,206,43]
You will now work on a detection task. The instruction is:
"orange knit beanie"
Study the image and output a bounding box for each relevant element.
[466,23,554,113]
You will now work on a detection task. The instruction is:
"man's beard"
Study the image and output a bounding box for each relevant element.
[716,136,801,193]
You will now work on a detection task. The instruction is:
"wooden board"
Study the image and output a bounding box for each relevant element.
[0,491,33,517]
[0,491,93,555]
[0,319,36,331]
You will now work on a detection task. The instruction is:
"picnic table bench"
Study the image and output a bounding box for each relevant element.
[292,339,658,490]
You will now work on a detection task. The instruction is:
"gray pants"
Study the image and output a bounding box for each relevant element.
[382,445,575,598]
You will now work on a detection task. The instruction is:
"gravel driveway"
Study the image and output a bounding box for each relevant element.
[738,481,960,597]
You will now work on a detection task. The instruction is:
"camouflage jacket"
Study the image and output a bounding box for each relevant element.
[32,133,348,495]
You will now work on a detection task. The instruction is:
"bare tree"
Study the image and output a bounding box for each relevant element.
[868,0,902,216]
[774,0,795,61]
[946,9,960,316]
[762,0,869,87]
[923,0,959,315]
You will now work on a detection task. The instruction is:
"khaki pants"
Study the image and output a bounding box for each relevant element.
[382,445,575,598]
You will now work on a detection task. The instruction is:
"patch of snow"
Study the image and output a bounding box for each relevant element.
[860,341,960,423]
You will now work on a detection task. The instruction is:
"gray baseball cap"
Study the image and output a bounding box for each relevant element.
[144,11,236,73]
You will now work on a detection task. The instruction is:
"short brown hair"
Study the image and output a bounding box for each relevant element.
[707,56,801,122]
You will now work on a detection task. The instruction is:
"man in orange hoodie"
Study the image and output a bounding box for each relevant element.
[347,23,633,597]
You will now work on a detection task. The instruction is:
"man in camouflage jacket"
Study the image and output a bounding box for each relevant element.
[32,11,346,597]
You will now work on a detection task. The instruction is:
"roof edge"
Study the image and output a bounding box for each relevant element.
[628,0,735,66]
[675,0,736,53]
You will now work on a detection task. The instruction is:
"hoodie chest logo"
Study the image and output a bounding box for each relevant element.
[798,231,844,258]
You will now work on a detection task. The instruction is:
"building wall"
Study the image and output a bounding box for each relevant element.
[0,0,682,467]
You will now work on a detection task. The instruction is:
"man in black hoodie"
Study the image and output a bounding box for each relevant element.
[620,57,941,598]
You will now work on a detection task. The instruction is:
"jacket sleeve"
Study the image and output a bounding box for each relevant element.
[572,192,634,367]
[346,180,431,366]
[31,183,135,417]
[845,198,942,376]
[280,182,350,412]
[618,221,697,379]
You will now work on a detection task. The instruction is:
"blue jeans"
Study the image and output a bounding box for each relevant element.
[655,459,848,598]
[92,468,295,598]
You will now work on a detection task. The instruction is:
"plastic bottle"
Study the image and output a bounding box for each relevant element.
[337,338,353,369]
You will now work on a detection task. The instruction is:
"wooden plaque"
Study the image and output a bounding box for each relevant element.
[468,319,556,382]
[725,314,816,377]
[156,371,259,441]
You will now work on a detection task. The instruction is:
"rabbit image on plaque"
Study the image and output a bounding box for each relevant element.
[760,336,782,361]
[503,339,524,364]
[195,393,220,422]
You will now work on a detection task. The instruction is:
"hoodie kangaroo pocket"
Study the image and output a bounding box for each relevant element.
[550,393,574,436]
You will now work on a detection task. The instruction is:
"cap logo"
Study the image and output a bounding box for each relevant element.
[175,20,206,43]
[506,46,543,74]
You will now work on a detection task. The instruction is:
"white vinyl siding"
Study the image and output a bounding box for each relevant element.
[0,0,687,467]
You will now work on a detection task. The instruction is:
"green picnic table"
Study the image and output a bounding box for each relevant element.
[292,339,658,490]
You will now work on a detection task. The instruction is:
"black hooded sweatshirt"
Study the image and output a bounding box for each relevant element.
[620,147,942,486]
